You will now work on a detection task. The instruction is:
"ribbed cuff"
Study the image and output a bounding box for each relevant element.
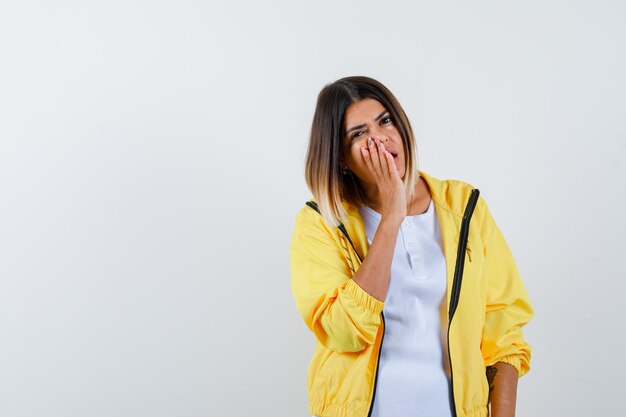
[490,354,530,378]
[344,279,385,315]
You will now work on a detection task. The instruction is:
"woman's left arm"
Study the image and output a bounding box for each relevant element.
[478,196,534,416]
[487,362,518,417]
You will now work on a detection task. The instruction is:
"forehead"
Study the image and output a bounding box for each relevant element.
[344,98,386,125]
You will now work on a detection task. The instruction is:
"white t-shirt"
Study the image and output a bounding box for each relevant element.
[313,198,452,417]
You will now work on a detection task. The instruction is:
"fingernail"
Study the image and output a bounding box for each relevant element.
[367,138,372,146]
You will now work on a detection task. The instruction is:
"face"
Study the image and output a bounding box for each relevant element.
[341,98,406,184]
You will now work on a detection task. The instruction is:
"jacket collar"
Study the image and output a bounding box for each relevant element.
[417,170,471,219]
[339,170,475,262]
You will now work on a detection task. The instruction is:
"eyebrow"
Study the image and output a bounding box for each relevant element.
[345,110,389,135]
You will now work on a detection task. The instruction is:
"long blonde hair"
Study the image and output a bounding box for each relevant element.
[304,76,420,227]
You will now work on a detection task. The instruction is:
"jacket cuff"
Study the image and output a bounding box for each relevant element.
[344,279,385,315]
[490,354,530,378]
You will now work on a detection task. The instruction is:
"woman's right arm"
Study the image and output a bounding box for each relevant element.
[352,137,406,301]
[289,209,399,353]
[290,212,386,353]
[290,138,405,352]
[351,217,401,301]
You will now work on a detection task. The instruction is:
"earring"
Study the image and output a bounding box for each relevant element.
[341,167,350,175]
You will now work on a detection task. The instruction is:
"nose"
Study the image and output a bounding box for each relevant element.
[369,127,388,141]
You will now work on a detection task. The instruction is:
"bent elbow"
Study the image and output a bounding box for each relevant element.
[312,325,372,353]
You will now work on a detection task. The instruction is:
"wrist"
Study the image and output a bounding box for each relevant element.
[380,215,403,229]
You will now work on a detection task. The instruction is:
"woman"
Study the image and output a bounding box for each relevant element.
[290,76,533,417]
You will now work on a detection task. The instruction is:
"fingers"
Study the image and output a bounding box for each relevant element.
[362,137,396,180]
[377,142,395,177]
[372,138,392,177]
[383,148,397,178]
[360,146,374,174]
[378,143,399,179]
[361,138,378,177]
[369,137,384,177]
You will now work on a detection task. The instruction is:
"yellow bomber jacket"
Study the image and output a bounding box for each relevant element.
[289,170,534,417]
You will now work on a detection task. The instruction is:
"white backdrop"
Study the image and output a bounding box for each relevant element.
[1,1,624,416]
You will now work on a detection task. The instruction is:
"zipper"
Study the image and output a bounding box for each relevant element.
[446,188,480,417]
[366,189,479,417]
[304,201,383,416]
[307,193,479,417]
[366,311,385,417]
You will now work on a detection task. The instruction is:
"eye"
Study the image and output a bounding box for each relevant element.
[381,116,392,125]
[350,130,365,140]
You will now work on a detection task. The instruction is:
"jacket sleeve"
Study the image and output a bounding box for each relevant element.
[290,208,384,353]
[480,205,534,377]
